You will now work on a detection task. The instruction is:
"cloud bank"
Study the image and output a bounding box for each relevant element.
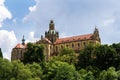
[0,30,17,60]
[0,0,17,60]
[0,0,12,27]
[23,0,120,44]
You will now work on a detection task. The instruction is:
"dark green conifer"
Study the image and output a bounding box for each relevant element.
[0,48,3,58]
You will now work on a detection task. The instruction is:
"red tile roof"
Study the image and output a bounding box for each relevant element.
[54,34,93,44]
[15,43,27,48]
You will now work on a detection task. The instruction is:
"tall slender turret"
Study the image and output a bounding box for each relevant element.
[22,35,25,45]
[92,27,101,42]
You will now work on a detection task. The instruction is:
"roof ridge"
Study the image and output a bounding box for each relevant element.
[54,33,93,44]
[58,33,93,40]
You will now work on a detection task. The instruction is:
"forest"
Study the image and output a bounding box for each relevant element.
[0,42,120,80]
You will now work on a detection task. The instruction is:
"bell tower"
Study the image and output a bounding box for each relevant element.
[49,20,55,30]
[92,27,101,42]
[45,20,59,43]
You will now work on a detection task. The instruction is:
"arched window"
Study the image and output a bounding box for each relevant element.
[72,44,74,48]
[61,45,63,49]
[84,42,86,47]
[78,43,80,48]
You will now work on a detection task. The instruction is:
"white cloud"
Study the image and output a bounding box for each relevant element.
[26,31,39,43]
[102,17,115,27]
[0,0,12,27]
[0,30,17,60]
[22,0,120,45]
[29,5,37,12]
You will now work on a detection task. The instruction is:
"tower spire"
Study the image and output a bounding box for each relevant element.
[94,26,99,34]
[92,26,101,42]
[22,35,25,45]
[49,20,55,30]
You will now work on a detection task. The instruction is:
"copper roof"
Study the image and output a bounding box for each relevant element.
[15,43,27,48]
[54,34,93,44]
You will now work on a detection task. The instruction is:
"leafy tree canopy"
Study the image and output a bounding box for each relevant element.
[51,47,77,65]
[23,43,45,64]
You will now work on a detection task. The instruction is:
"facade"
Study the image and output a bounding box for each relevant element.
[11,20,101,61]
[11,36,27,60]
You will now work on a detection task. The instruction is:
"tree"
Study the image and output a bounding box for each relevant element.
[23,43,45,64]
[0,48,3,58]
[0,58,13,80]
[99,67,118,80]
[59,47,75,56]
[117,70,120,80]
[43,61,81,80]
[51,47,77,65]
[95,45,117,70]
[78,68,96,80]
[110,43,120,69]
[78,44,97,68]
[78,44,117,70]
[110,42,120,54]
[27,62,43,80]
[11,60,32,80]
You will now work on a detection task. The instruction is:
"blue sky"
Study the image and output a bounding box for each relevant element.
[1,0,120,60]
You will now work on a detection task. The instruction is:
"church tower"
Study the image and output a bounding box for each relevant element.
[45,20,59,43]
[92,27,101,42]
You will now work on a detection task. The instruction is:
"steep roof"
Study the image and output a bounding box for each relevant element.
[15,43,27,48]
[36,38,52,44]
[54,34,93,44]
[42,38,52,44]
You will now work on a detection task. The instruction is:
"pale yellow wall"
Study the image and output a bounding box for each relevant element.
[53,39,100,53]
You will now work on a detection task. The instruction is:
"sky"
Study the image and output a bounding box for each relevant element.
[1,0,120,60]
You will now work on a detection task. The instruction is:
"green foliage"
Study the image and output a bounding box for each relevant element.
[110,43,120,69]
[1,42,120,79]
[83,71,95,80]
[99,67,118,80]
[78,44,98,68]
[60,47,75,56]
[85,66,100,78]
[51,47,77,65]
[95,45,117,70]
[117,70,120,79]
[78,44,117,70]
[23,43,45,64]
[27,63,42,79]
[12,60,32,80]
[110,42,120,54]
[78,69,95,80]
[43,61,81,80]
[0,58,13,79]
